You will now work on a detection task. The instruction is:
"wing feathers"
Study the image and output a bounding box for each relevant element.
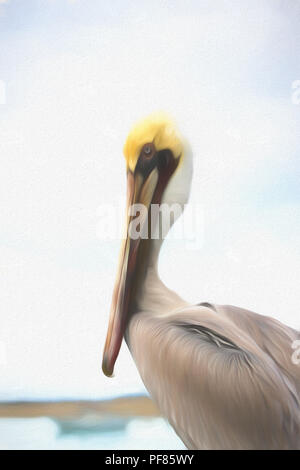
[129,305,300,449]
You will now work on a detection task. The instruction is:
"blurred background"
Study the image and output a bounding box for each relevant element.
[0,0,299,449]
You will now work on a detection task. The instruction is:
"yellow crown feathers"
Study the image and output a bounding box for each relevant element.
[123,112,183,172]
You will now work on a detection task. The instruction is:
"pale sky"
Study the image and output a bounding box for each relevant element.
[0,0,300,400]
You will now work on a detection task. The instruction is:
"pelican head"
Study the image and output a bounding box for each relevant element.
[102,112,192,377]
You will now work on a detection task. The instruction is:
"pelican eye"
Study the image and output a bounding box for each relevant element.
[142,143,154,158]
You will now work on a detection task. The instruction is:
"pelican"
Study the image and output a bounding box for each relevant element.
[102,113,300,449]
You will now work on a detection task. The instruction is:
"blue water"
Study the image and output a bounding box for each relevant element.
[0,417,184,450]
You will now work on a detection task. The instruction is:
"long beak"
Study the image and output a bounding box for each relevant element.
[102,168,159,377]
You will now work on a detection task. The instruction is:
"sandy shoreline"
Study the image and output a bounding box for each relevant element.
[0,395,160,420]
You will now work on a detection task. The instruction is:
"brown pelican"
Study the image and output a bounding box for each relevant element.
[102,113,300,449]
